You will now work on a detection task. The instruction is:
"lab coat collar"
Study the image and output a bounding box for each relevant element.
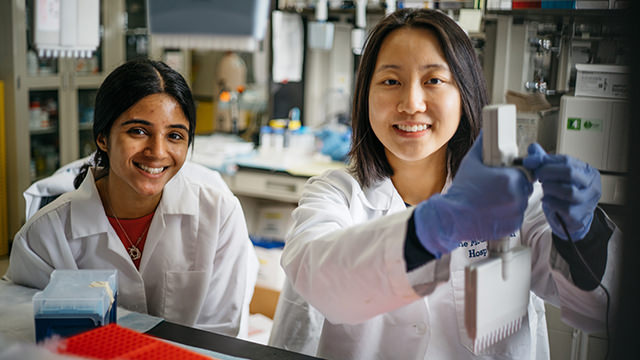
[69,169,111,239]
[69,168,199,237]
[155,169,199,223]
[359,177,405,211]
[356,164,453,211]
[70,170,141,269]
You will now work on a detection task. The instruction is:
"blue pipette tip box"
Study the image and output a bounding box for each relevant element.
[33,269,118,343]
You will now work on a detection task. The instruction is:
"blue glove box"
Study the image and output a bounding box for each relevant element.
[33,269,118,342]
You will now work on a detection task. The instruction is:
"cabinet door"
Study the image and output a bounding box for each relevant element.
[28,89,61,181]
[76,88,98,158]
[25,0,61,77]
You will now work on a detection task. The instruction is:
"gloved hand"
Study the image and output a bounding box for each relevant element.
[317,127,352,162]
[414,132,533,258]
[523,143,601,241]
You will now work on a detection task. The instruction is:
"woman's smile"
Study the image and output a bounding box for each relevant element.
[135,162,167,175]
[393,123,433,137]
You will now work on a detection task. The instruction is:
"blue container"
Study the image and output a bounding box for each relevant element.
[33,269,118,342]
[542,0,575,8]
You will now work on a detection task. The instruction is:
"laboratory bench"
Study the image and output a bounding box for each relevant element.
[0,279,320,360]
[147,321,318,360]
[189,132,346,204]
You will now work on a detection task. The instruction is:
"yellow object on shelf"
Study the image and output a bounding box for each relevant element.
[0,81,7,255]
[195,99,216,135]
[268,119,301,130]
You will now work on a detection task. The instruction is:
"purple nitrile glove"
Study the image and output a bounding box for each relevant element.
[414,132,533,258]
[523,143,601,241]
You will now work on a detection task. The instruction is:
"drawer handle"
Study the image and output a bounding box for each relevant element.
[265,181,297,194]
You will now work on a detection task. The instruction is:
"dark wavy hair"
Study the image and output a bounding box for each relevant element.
[348,8,487,187]
[74,58,196,188]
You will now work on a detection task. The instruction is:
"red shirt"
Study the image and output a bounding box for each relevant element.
[107,211,155,269]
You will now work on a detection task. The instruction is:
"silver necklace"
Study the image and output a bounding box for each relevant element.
[105,194,151,261]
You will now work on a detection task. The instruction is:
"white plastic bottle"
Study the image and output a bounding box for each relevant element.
[259,125,273,157]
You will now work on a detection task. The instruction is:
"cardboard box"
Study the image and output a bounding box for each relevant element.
[250,286,281,319]
[574,64,629,99]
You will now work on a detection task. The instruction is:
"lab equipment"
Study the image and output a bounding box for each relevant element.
[524,143,601,241]
[283,107,301,149]
[414,129,532,259]
[56,324,208,360]
[308,0,334,50]
[34,0,100,58]
[256,115,317,166]
[556,95,628,205]
[351,0,367,55]
[216,52,248,134]
[33,269,118,342]
[147,0,270,52]
[465,104,532,354]
[574,64,628,99]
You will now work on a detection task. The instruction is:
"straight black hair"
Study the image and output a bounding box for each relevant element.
[74,58,195,188]
[349,8,487,187]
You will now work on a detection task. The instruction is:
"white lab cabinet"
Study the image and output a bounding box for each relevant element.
[557,95,628,205]
[557,95,629,173]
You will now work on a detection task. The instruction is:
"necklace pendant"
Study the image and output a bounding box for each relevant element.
[128,246,141,261]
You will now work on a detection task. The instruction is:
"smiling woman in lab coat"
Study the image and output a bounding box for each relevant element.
[7,59,258,338]
[269,9,620,359]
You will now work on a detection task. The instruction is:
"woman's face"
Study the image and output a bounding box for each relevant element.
[97,93,190,199]
[368,27,461,166]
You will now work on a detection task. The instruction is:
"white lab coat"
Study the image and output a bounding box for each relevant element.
[276,168,621,359]
[8,168,258,338]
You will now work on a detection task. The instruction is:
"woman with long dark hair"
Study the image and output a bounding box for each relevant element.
[8,59,257,338]
[270,8,619,359]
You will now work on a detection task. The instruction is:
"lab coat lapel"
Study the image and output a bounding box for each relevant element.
[359,177,406,213]
[138,171,199,273]
[69,170,142,271]
[357,166,453,213]
[69,170,110,239]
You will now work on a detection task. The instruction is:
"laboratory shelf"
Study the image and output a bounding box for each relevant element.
[486,8,628,23]
[23,76,60,89]
[29,127,57,135]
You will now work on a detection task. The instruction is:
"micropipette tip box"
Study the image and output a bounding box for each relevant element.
[33,269,118,342]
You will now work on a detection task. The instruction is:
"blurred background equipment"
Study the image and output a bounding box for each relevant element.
[216,52,248,134]
[33,0,100,58]
[147,0,270,52]
[557,94,629,205]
